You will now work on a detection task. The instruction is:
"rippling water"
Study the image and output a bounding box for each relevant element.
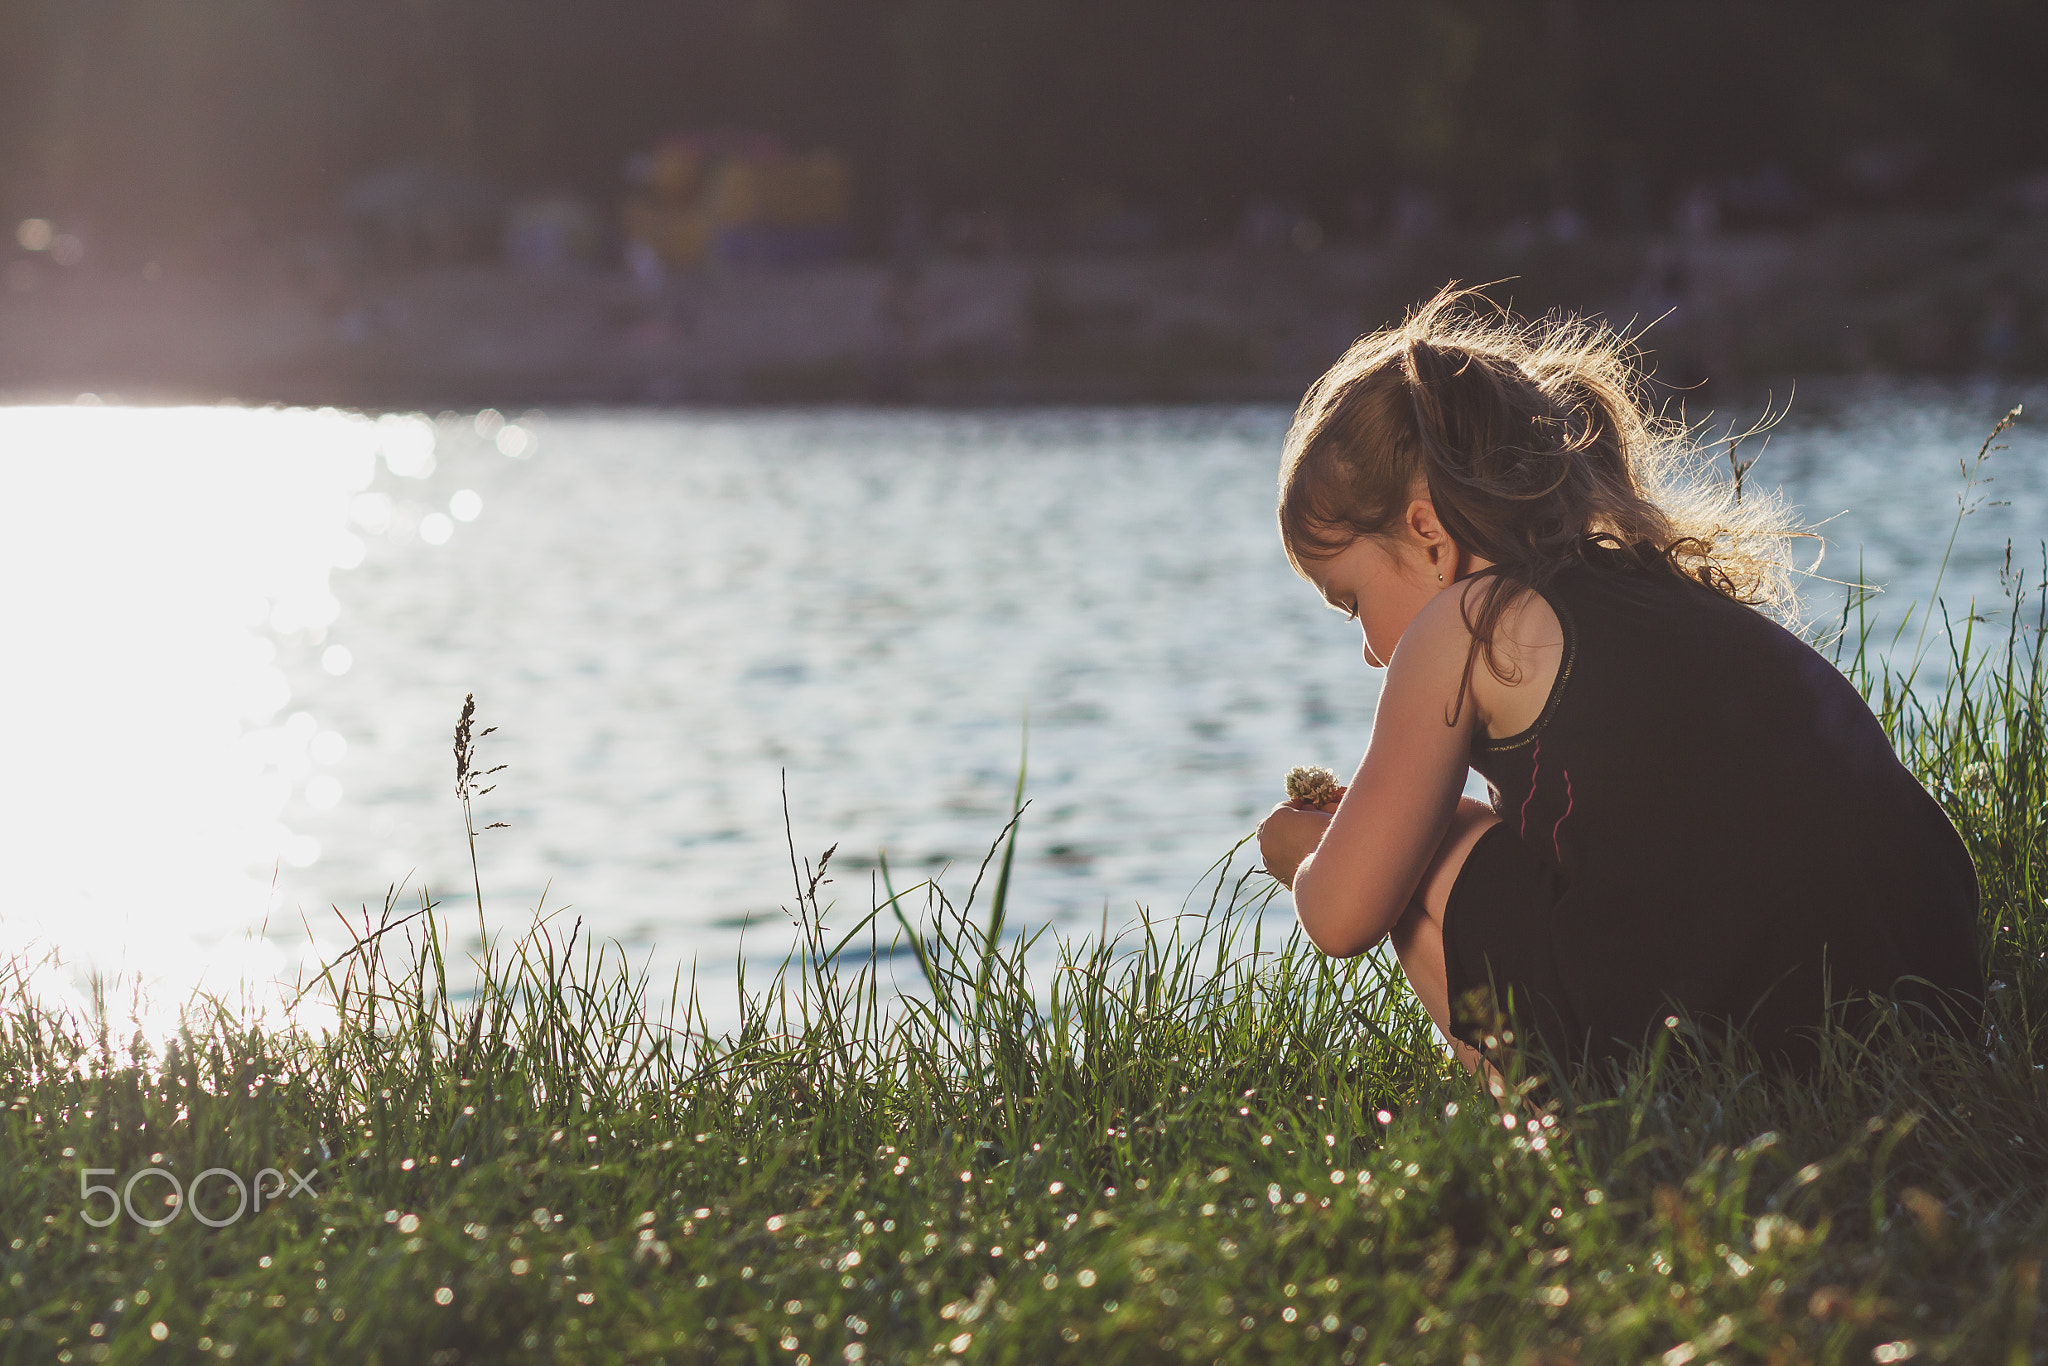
[1,381,2042,1016]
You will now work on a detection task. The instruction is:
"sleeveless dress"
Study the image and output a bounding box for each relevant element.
[1440,542,1981,1072]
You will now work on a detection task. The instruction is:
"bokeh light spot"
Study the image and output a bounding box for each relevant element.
[377,413,437,479]
[350,492,394,534]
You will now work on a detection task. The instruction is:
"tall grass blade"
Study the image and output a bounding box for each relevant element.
[978,708,1028,995]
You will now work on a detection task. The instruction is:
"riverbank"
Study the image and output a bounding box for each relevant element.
[3,211,2043,408]
[1,561,2043,1362]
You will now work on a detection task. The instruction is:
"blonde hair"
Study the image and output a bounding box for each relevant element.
[1278,286,1804,687]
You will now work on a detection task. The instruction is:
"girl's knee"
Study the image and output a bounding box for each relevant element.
[1390,898,1439,956]
[1414,801,1497,926]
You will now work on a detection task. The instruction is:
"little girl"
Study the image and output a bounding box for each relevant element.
[1257,289,1981,1074]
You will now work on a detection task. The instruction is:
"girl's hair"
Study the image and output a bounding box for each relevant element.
[1278,285,1805,689]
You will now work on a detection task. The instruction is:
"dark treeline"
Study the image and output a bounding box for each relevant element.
[2,0,2042,250]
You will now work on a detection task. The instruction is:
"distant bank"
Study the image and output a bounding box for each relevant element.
[2,213,2041,408]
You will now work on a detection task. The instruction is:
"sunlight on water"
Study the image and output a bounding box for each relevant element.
[0,404,440,1028]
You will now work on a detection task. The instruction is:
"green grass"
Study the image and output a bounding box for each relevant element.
[3,571,2046,1362]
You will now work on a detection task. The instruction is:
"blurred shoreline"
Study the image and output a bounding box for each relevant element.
[3,211,2043,409]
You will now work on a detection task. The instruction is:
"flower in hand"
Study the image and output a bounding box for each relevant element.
[1284,765,1345,809]
[1260,765,1348,888]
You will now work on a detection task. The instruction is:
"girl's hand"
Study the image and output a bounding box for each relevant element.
[1257,796,1341,888]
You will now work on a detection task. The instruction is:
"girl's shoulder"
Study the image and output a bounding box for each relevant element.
[1468,576,1567,742]
[1404,572,1566,743]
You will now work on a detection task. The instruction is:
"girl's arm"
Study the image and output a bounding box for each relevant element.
[1286,589,1483,956]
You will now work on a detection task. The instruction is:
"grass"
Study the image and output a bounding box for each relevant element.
[3,485,2046,1366]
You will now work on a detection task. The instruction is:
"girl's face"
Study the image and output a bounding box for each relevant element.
[1305,532,1442,668]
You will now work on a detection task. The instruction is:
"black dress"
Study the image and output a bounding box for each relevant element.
[1440,542,1982,1072]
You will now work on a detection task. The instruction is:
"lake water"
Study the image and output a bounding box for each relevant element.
[1,380,2042,1021]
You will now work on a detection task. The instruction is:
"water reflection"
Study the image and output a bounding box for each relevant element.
[0,401,484,1017]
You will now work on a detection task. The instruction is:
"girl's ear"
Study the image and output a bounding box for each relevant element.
[1405,496,1448,552]
[1405,496,1462,580]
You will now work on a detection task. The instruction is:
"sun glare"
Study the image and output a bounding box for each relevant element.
[0,404,400,1031]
